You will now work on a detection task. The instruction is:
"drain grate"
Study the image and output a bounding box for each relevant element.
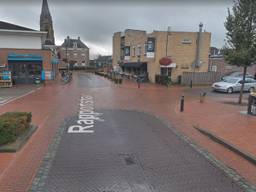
[119,153,136,166]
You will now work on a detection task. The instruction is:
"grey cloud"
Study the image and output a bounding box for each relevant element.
[0,0,233,56]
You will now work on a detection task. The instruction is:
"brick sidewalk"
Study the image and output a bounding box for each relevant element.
[0,73,255,191]
[0,78,81,191]
[94,79,256,185]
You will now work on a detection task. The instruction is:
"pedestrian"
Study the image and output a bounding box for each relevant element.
[254,72,256,80]
[137,76,141,88]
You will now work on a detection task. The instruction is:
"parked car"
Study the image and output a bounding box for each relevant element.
[221,71,253,81]
[212,77,256,93]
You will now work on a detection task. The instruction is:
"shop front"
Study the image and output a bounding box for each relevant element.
[8,53,43,84]
[121,62,148,77]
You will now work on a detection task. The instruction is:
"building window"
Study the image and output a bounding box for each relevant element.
[132,46,136,57]
[144,43,147,55]
[81,53,85,56]
[136,45,141,56]
[181,38,192,44]
[73,53,78,57]
[211,65,217,72]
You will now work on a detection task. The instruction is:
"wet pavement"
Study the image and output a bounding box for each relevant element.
[0,72,255,191]
[0,84,41,106]
[30,73,243,192]
[33,110,243,192]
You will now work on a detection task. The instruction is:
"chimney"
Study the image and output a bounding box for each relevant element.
[78,36,80,40]
[195,22,203,68]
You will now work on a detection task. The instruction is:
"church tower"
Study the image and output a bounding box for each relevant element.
[40,0,55,45]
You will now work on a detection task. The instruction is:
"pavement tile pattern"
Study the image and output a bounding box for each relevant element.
[0,73,256,191]
[31,110,244,192]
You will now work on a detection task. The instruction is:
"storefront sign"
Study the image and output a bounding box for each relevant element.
[146,52,155,58]
[68,95,104,133]
[124,46,130,56]
[124,46,130,61]
[45,71,53,80]
[147,37,155,58]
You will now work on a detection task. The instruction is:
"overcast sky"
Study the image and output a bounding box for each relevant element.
[0,0,233,57]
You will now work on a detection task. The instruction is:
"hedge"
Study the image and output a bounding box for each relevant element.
[0,112,32,145]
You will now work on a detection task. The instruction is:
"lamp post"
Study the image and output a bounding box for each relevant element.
[165,26,171,77]
[65,37,69,71]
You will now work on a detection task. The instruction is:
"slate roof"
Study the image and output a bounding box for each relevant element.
[0,21,36,31]
[61,37,89,49]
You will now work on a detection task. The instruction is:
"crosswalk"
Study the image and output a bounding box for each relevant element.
[0,96,13,105]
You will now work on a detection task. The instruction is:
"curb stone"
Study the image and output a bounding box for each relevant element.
[29,118,71,192]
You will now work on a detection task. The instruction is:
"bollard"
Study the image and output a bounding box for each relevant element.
[190,80,193,88]
[200,92,207,103]
[180,95,184,112]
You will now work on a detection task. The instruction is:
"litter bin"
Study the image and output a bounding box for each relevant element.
[247,93,256,116]
[34,76,41,84]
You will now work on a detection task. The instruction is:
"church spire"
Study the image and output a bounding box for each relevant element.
[40,0,52,23]
[40,0,55,45]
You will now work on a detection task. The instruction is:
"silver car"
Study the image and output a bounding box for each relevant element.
[212,77,256,93]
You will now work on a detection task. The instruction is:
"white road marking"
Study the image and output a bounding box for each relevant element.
[68,95,104,133]
[0,87,42,106]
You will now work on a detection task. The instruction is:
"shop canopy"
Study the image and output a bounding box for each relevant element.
[8,53,43,61]
[121,62,147,68]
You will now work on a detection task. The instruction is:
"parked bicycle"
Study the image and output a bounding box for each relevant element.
[61,71,72,84]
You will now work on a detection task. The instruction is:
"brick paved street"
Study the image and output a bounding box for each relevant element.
[0,72,256,191]
[31,110,243,192]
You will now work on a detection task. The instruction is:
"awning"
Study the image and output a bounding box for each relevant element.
[160,63,176,68]
[121,62,147,68]
[159,57,172,66]
[8,53,43,61]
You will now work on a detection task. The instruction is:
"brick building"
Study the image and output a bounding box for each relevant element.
[0,21,57,84]
[0,0,59,84]
[113,24,211,83]
[208,48,256,76]
[58,36,89,69]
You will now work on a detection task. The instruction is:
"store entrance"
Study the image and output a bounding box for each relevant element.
[8,61,42,84]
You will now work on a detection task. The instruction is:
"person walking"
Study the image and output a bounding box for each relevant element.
[41,69,46,86]
[137,75,141,88]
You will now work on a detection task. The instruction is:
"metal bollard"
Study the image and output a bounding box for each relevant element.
[180,95,184,112]
[200,92,207,103]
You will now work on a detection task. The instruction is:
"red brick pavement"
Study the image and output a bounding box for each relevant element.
[94,78,256,185]
[0,77,81,191]
[0,73,255,191]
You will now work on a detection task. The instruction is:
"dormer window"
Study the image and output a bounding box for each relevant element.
[73,42,78,49]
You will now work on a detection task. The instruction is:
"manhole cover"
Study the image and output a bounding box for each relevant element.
[124,156,135,165]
